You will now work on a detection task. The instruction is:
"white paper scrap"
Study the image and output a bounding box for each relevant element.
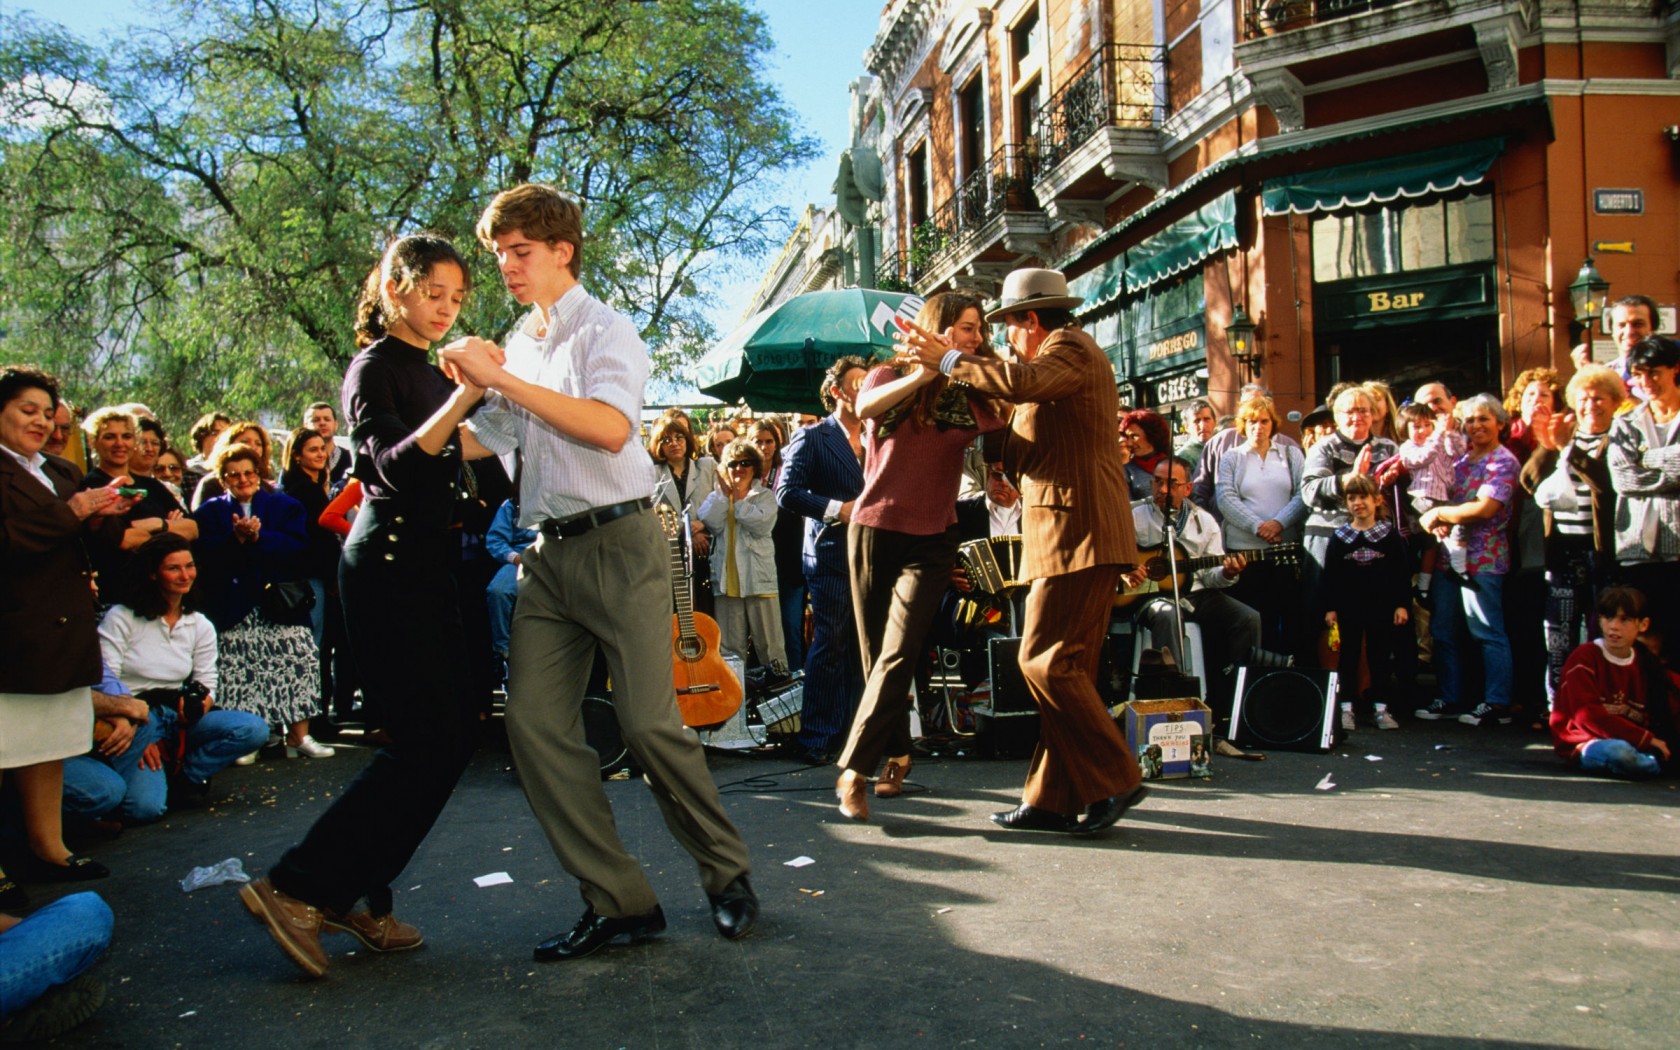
[784,855,815,868]
[474,871,514,887]
[1364,755,1382,762]
[1315,774,1336,791]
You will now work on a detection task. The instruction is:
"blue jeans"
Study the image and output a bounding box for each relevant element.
[486,562,520,657]
[61,707,267,823]
[1579,738,1662,779]
[306,577,329,647]
[778,580,807,671]
[1431,571,1512,709]
[0,892,112,1020]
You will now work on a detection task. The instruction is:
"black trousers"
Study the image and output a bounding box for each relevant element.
[271,507,482,916]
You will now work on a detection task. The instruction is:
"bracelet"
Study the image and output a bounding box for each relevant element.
[938,349,963,376]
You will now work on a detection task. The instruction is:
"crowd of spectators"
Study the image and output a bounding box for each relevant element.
[3,295,1678,1031]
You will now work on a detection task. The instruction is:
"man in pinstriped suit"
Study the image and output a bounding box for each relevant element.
[900,268,1147,834]
[775,357,868,763]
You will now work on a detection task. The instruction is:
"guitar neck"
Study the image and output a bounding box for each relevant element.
[668,535,698,640]
[1163,544,1299,576]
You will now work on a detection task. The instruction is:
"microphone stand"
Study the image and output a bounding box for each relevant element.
[1162,518,1188,665]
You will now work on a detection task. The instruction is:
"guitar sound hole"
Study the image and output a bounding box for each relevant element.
[679,638,707,661]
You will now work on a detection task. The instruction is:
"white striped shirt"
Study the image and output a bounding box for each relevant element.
[468,285,656,527]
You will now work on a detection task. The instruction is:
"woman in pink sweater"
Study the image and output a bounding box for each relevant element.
[833,293,1006,820]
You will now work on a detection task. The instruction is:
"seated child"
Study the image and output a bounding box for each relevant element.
[1549,586,1678,779]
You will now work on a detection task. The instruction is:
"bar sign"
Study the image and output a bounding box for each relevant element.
[1593,189,1644,215]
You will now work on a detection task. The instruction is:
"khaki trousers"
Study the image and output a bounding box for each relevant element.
[505,509,750,917]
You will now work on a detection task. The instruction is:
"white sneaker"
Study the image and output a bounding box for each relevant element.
[234,750,259,766]
[1340,704,1356,732]
[1373,705,1399,730]
[287,735,335,759]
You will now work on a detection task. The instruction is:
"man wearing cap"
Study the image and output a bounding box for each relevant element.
[897,268,1147,834]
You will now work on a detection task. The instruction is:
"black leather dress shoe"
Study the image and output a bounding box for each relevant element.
[533,905,666,962]
[708,875,759,940]
[14,853,109,883]
[1076,784,1150,835]
[989,804,1078,832]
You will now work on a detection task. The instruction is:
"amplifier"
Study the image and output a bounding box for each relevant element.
[977,637,1037,718]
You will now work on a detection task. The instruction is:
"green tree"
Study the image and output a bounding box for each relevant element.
[0,0,814,430]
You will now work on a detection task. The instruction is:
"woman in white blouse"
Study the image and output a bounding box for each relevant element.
[1215,396,1306,652]
[98,535,267,816]
[696,438,784,670]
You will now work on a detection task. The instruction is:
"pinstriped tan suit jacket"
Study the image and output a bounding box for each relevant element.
[947,327,1138,580]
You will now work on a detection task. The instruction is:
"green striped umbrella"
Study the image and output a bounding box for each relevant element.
[692,288,926,413]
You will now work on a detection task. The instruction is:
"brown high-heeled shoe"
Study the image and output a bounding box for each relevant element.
[874,757,911,798]
[835,769,869,821]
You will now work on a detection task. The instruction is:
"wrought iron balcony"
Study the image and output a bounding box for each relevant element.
[874,250,920,293]
[918,143,1042,269]
[1242,0,1408,38]
[1034,43,1165,174]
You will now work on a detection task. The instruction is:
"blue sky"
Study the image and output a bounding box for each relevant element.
[6,0,885,333]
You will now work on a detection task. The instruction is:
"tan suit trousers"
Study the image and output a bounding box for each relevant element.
[1019,564,1142,814]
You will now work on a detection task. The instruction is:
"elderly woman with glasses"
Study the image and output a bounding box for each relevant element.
[695,438,784,675]
[1415,394,1522,727]
[192,442,331,760]
[1299,386,1400,620]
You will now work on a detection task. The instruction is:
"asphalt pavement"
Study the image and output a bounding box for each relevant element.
[20,715,1679,1049]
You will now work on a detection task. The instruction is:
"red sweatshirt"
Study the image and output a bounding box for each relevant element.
[1549,641,1676,760]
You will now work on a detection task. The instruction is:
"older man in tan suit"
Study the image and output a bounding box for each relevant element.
[900,268,1146,833]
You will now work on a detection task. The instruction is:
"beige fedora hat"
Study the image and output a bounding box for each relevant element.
[984,267,1085,322]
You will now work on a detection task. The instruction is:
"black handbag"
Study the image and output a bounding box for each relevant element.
[259,580,316,627]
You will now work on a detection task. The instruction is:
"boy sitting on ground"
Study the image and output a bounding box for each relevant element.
[1549,586,1678,779]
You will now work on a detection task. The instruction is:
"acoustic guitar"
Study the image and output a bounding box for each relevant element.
[655,503,743,730]
[1113,542,1303,610]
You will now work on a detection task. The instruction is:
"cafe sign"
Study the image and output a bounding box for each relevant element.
[1149,370,1207,407]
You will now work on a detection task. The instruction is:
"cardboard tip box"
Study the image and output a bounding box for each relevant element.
[1114,697,1212,780]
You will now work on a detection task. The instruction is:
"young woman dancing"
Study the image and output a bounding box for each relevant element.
[239,234,482,977]
[834,292,1005,820]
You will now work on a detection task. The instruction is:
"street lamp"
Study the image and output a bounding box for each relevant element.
[1567,257,1610,344]
[1226,304,1261,378]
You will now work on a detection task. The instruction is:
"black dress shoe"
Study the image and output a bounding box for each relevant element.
[0,873,28,910]
[989,804,1078,832]
[1076,784,1150,835]
[708,875,758,940]
[533,905,666,962]
[14,853,109,883]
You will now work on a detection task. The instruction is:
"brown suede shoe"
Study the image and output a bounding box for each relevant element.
[323,910,424,952]
[239,877,328,977]
[874,757,911,798]
[836,769,869,821]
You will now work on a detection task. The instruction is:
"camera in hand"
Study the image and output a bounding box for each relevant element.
[138,679,211,724]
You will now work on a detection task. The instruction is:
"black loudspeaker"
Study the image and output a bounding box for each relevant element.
[981,637,1040,759]
[985,637,1038,717]
[582,695,634,777]
[1229,667,1338,753]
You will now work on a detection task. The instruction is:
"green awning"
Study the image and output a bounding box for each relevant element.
[1069,254,1125,314]
[1261,138,1504,216]
[1123,190,1237,292]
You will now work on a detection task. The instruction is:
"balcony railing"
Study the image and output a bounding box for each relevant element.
[919,143,1041,267]
[874,250,920,293]
[1034,43,1165,173]
[1241,0,1407,37]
